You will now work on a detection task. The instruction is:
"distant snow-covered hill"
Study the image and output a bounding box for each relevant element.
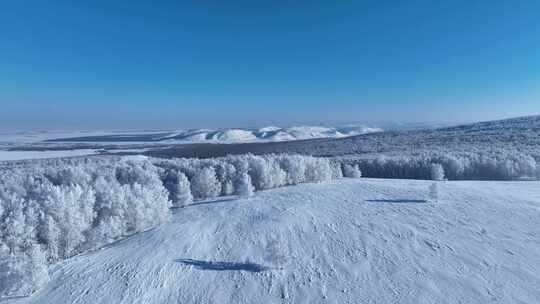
[43,125,382,143]
[142,115,540,158]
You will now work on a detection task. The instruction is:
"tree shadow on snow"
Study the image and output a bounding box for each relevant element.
[366,199,427,204]
[175,259,270,272]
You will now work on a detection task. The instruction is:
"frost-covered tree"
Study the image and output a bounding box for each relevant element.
[305,157,332,183]
[330,161,344,179]
[41,214,60,262]
[1,195,27,255]
[430,163,445,181]
[27,246,49,293]
[237,172,254,197]
[0,153,350,297]
[0,255,31,297]
[43,184,96,259]
[247,155,286,190]
[174,172,193,207]
[123,183,169,233]
[162,170,193,208]
[222,180,235,196]
[191,167,221,198]
[279,155,306,185]
[343,164,362,178]
[0,247,49,298]
[216,163,237,196]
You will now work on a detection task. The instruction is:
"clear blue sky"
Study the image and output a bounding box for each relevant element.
[1,0,539,130]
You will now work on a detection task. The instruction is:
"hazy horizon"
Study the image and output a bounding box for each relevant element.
[0,114,523,133]
[1,1,539,130]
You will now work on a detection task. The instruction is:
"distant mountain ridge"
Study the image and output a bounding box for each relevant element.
[45,125,383,143]
[435,114,540,132]
[140,115,540,159]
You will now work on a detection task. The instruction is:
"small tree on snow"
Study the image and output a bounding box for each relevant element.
[430,163,445,181]
[343,164,362,178]
[237,172,254,197]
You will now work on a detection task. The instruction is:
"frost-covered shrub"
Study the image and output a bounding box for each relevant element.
[343,164,362,178]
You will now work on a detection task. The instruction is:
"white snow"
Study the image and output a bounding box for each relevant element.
[209,129,258,142]
[0,150,99,161]
[257,126,281,132]
[9,178,540,304]
[0,131,164,144]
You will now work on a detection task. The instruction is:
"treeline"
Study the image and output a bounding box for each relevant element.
[0,154,345,297]
[153,154,343,206]
[337,150,540,180]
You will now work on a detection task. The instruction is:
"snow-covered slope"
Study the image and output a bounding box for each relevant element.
[11,179,540,304]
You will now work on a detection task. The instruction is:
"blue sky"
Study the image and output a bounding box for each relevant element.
[1,0,539,130]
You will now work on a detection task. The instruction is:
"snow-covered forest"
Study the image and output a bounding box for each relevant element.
[336,149,540,180]
[0,154,346,297]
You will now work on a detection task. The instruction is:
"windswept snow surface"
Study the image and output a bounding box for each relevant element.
[9,179,540,304]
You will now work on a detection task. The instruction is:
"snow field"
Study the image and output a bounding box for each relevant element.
[9,179,540,304]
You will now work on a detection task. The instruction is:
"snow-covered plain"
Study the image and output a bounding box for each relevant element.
[9,178,540,304]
